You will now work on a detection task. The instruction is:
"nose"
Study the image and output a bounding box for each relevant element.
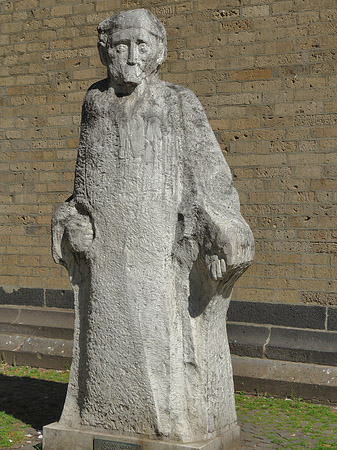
[127,43,137,65]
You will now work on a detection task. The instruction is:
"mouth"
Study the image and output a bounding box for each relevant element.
[123,65,142,78]
[110,63,147,86]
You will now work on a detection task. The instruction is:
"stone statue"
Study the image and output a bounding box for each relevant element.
[46,8,254,450]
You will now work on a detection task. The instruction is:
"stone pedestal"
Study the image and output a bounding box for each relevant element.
[43,422,241,450]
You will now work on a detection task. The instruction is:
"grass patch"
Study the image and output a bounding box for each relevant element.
[0,411,26,448]
[0,363,69,384]
[0,363,69,448]
[235,392,337,449]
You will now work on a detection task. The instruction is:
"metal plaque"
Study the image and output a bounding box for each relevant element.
[93,439,142,450]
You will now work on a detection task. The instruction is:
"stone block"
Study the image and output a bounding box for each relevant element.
[45,289,74,309]
[43,423,241,450]
[0,333,72,368]
[0,322,73,340]
[0,287,44,307]
[327,308,337,331]
[266,327,337,366]
[227,323,269,358]
[227,300,326,329]
[232,355,337,404]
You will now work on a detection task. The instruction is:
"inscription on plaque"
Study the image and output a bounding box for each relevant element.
[93,439,142,450]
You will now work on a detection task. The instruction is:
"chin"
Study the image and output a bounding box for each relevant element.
[110,71,143,86]
[122,76,143,85]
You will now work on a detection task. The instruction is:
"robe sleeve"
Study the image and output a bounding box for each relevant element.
[178,88,254,274]
[51,92,93,267]
[73,97,90,207]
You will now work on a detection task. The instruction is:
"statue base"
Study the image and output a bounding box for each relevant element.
[43,422,241,450]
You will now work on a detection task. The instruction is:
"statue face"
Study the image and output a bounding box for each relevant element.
[106,27,163,85]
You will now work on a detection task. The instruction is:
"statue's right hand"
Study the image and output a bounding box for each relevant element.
[65,214,94,254]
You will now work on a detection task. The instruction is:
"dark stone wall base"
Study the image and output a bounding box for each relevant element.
[227,300,337,367]
[1,349,72,371]
[232,356,337,404]
[0,287,74,309]
[0,305,74,370]
[1,295,337,402]
[227,322,337,366]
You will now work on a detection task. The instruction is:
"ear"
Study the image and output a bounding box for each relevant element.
[156,42,167,67]
[98,42,108,67]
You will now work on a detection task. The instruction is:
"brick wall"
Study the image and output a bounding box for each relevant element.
[1,0,336,308]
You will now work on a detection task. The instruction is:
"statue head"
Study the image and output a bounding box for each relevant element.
[98,9,167,87]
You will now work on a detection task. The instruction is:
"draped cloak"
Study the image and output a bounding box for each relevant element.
[52,77,254,442]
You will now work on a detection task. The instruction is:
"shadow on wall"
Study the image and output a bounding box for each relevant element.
[0,374,67,430]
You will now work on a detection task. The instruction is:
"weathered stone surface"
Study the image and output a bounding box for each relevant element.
[43,423,241,450]
[48,8,254,447]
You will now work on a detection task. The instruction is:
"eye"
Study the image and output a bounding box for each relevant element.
[138,43,148,53]
[115,44,128,53]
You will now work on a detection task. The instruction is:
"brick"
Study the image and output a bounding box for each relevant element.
[229,68,272,81]
[43,17,66,28]
[176,2,193,14]
[256,53,307,68]
[44,277,71,290]
[311,126,337,138]
[271,1,294,15]
[254,129,284,140]
[235,288,274,303]
[216,55,255,70]
[72,68,97,80]
[228,153,287,167]
[265,41,293,54]
[194,0,219,11]
[51,5,72,16]
[186,59,215,72]
[294,0,335,11]
[220,20,251,33]
[242,5,270,18]
[212,9,240,20]
[228,31,255,45]
[231,117,260,129]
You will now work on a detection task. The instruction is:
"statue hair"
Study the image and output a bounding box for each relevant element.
[97,9,167,67]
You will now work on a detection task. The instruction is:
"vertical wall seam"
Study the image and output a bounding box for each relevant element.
[262,326,271,358]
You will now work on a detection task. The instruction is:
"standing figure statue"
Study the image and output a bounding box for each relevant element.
[48,8,254,450]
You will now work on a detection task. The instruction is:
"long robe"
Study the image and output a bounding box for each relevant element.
[52,76,254,442]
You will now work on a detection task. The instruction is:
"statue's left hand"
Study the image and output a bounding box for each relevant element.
[205,255,227,281]
[204,219,254,282]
